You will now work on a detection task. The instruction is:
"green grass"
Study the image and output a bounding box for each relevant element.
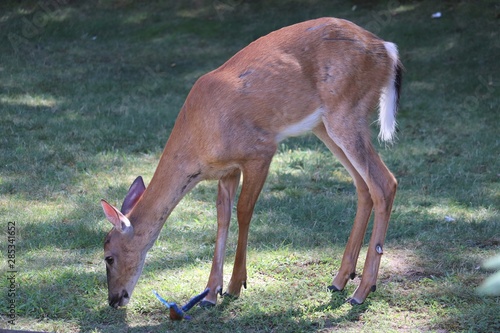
[1,0,499,332]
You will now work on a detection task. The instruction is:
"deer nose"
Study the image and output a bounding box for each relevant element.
[109,289,130,308]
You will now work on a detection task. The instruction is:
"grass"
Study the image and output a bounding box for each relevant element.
[0,0,499,332]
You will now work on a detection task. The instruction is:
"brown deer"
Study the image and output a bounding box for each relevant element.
[101,17,402,308]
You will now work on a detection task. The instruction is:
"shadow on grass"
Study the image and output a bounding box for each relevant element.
[77,293,371,333]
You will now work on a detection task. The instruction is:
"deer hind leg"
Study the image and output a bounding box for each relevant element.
[321,110,397,305]
[313,124,373,292]
[201,169,241,306]
[225,158,273,298]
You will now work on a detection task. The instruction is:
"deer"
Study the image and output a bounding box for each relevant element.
[100,17,403,309]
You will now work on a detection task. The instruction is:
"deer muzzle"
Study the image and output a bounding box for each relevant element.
[109,289,130,308]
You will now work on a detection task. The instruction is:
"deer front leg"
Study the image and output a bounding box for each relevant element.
[201,170,240,307]
[226,160,272,298]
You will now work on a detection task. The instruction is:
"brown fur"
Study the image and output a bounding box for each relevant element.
[101,17,401,308]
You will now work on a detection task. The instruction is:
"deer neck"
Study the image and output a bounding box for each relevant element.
[128,126,203,251]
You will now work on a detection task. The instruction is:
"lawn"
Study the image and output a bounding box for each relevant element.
[1,0,499,332]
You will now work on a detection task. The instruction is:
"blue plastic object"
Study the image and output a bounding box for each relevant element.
[153,288,210,320]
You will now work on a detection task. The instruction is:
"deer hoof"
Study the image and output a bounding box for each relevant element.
[327,285,341,292]
[199,300,216,308]
[347,297,363,306]
[222,292,238,300]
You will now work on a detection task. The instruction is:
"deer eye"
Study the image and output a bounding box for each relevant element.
[105,256,114,265]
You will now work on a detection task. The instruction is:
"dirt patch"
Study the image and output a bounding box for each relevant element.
[378,248,443,284]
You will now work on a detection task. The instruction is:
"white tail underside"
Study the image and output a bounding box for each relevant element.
[378,42,399,143]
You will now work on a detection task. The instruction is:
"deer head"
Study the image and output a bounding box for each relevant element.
[101,176,146,308]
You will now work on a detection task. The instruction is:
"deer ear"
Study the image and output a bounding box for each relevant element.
[101,199,133,234]
[121,176,146,215]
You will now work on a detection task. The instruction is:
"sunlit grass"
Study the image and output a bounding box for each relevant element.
[0,94,61,108]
